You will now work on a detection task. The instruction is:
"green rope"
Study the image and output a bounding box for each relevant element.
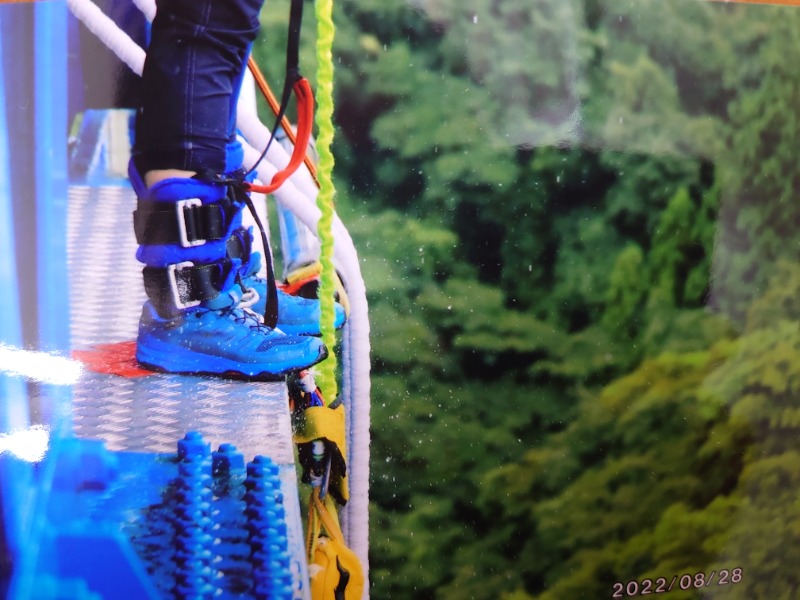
[314,0,338,402]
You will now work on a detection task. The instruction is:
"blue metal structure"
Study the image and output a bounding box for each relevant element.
[0,13,32,596]
[0,4,70,594]
[0,1,70,359]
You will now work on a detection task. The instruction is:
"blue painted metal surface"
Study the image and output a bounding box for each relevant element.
[0,0,72,420]
[0,8,34,592]
[35,1,72,431]
[0,11,24,372]
[1,4,37,351]
[17,437,161,600]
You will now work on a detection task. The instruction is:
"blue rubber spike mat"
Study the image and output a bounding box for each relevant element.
[14,433,302,599]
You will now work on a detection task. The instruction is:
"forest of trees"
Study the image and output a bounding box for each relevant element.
[254,1,800,597]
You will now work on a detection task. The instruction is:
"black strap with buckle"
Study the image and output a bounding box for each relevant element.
[142,260,232,314]
[188,170,280,328]
[133,197,233,247]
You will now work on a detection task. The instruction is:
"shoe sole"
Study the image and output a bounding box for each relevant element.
[135,341,329,381]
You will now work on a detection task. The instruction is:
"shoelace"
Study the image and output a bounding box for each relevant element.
[227,285,266,327]
[238,286,260,310]
[209,303,280,335]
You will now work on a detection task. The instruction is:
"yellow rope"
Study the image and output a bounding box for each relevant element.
[314,0,338,402]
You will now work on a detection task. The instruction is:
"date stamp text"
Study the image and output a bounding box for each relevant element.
[612,568,743,597]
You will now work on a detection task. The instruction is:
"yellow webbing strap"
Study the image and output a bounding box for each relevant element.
[285,261,324,287]
[307,488,365,600]
[294,404,346,448]
[294,403,349,502]
[284,261,351,318]
[307,489,343,557]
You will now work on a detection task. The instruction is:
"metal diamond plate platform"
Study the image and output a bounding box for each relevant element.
[66,184,291,461]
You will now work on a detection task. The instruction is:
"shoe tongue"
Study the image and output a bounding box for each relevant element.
[244,250,263,279]
[201,285,241,311]
[200,257,245,311]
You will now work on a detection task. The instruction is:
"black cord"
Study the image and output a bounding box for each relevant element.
[244,0,305,178]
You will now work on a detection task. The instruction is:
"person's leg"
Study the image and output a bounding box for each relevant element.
[130,0,327,377]
[134,0,261,177]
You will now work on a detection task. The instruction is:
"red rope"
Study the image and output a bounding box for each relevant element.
[245,78,315,194]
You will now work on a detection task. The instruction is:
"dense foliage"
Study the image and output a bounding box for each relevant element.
[254,0,800,597]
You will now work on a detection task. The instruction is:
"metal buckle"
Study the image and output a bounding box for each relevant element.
[167,261,201,310]
[176,198,204,248]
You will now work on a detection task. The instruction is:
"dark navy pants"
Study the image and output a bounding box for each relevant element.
[133,0,265,175]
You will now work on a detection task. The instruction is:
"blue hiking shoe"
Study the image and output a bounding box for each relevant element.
[129,169,331,378]
[136,301,328,380]
[235,251,346,336]
[241,277,346,336]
